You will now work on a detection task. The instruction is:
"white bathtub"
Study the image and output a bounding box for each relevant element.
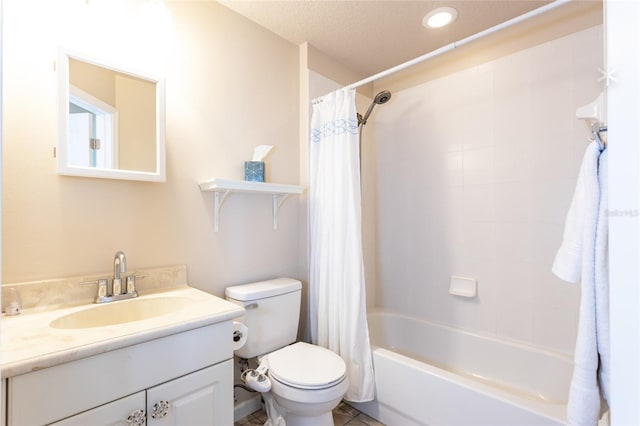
[351,311,573,426]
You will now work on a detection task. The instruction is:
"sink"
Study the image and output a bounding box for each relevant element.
[50,297,193,329]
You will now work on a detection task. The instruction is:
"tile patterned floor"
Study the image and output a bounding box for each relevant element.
[235,401,385,426]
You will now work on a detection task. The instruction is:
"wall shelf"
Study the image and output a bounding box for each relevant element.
[199,178,304,232]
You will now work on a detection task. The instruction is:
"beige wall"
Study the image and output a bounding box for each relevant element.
[117,74,157,172]
[69,59,117,106]
[2,0,301,297]
[305,43,373,99]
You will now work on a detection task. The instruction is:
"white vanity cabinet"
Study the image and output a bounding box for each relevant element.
[49,361,232,426]
[6,323,234,426]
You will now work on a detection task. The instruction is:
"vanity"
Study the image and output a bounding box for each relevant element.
[1,265,244,425]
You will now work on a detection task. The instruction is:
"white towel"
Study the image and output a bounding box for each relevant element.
[552,141,609,426]
[552,142,599,282]
[594,149,609,402]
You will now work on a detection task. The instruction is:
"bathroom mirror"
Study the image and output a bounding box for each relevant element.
[58,50,166,182]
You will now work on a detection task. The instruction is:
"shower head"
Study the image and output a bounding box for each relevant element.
[374,90,392,104]
[358,90,392,126]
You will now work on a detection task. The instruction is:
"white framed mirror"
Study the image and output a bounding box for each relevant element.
[58,49,166,182]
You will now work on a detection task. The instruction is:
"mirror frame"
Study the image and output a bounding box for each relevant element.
[58,49,166,182]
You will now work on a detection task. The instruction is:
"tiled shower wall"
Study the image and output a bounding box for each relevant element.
[372,25,603,355]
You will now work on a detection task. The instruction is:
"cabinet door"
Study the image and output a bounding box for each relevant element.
[147,360,233,426]
[49,392,146,426]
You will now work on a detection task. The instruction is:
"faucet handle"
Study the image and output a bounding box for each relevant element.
[124,274,147,293]
[97,279,108,298]
[80,278,108,298]
[126,275,136,294]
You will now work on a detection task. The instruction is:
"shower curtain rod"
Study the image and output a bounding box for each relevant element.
[345,0,572,90]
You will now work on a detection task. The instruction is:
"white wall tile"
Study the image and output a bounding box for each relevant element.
[445,152,464,187]
[463,146,496,185]
[493,143,534,183]
[462,220,498,262]
[373,26,603,355]
[463,184,496,222]
[532,304,580,354]
[495,299,534,343]
[494,182,534,223]
[530,178,576,223]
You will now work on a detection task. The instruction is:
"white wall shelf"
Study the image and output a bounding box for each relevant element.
[198,178,304,232]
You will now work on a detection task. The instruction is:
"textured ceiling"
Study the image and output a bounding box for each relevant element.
[217,0,553,77]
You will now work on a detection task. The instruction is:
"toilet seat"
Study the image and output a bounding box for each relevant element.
[268,342,347,390]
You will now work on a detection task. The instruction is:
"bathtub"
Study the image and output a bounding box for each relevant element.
[350,311,573,426]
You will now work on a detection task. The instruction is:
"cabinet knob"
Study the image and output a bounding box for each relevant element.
[151,400,171,419]
[126,409,146,426]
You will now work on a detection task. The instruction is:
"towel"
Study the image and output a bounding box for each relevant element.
[594,149,609,402]
[552,142,599,282]
[552,141,609,426]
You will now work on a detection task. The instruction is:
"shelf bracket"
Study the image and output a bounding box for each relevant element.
[213,190,232,232]
[200,178,303,232]
[272,194,290,230]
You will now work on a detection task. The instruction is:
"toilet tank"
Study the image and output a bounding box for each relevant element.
[225,278,302,359]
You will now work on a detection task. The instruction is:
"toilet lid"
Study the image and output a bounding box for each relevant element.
[268,342,347,390]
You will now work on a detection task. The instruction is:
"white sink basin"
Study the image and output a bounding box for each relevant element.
[50,297,193,329]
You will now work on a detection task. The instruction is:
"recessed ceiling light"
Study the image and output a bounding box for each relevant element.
[423,7,458,29]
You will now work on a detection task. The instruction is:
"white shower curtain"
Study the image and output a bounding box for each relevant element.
[309,88,375,402]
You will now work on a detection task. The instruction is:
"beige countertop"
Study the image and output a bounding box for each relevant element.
[1,266,245,378]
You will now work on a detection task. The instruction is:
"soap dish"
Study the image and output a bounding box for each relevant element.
[449,275,477,298]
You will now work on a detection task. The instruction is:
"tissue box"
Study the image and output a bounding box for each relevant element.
[244,161,265,182]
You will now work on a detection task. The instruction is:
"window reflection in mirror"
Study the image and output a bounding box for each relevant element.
[68,84,118,169]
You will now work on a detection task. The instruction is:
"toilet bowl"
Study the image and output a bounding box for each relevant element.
[267,342,348,425]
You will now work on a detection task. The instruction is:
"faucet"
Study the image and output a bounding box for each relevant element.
[81,250,140,303]
[113,250,127,295]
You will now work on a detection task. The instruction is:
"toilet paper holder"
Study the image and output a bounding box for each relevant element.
[232,320,249,350]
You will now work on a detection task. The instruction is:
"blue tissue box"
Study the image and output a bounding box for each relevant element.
[244,161,265,182]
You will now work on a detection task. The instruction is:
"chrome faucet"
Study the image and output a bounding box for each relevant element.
[82,250,140,304]
[113,251,127,296]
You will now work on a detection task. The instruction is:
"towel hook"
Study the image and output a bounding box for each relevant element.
[591,122,606,151]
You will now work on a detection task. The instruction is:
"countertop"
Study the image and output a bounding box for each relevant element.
[1,286,245,378]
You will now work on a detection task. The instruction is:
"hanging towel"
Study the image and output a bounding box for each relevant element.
[552,141,609,426]
[552,142,597,281]
[594,149,609,403]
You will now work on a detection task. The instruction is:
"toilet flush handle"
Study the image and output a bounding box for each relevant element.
[245,303,258,310]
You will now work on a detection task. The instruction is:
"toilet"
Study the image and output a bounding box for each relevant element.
[226,278,348,426]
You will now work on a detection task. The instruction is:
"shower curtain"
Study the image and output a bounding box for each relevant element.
[309,88,375,402]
